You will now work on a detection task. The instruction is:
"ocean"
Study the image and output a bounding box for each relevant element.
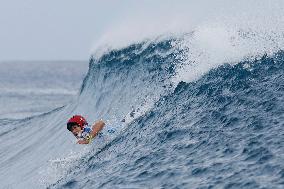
[0,61,88,119]
[1,6,284,189]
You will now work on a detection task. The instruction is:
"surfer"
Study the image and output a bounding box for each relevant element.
[67,115,105,144]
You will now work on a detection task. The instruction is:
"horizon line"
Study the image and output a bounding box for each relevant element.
[0,59,89,63]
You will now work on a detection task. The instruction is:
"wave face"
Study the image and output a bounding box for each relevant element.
[74,39,180,123]
[47,39,284,188]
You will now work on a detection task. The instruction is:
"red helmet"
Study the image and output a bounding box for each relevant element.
[67,115,88,130]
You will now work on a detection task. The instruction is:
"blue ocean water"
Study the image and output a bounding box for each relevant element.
[0,61,88,119]
[46,40,284,189]
[0,39,283,189]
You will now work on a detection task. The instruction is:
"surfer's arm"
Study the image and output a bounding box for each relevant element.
[90,120,105,138]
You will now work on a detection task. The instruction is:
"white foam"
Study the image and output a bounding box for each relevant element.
[90,0,284,82]
[173,18,284,83]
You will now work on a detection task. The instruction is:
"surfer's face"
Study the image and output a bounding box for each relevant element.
[71,125,82,137]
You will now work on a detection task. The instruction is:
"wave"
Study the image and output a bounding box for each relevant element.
[0,31,283,188]
[49,41,283,188]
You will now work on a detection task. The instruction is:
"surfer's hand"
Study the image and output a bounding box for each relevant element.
[77,139,89,144]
